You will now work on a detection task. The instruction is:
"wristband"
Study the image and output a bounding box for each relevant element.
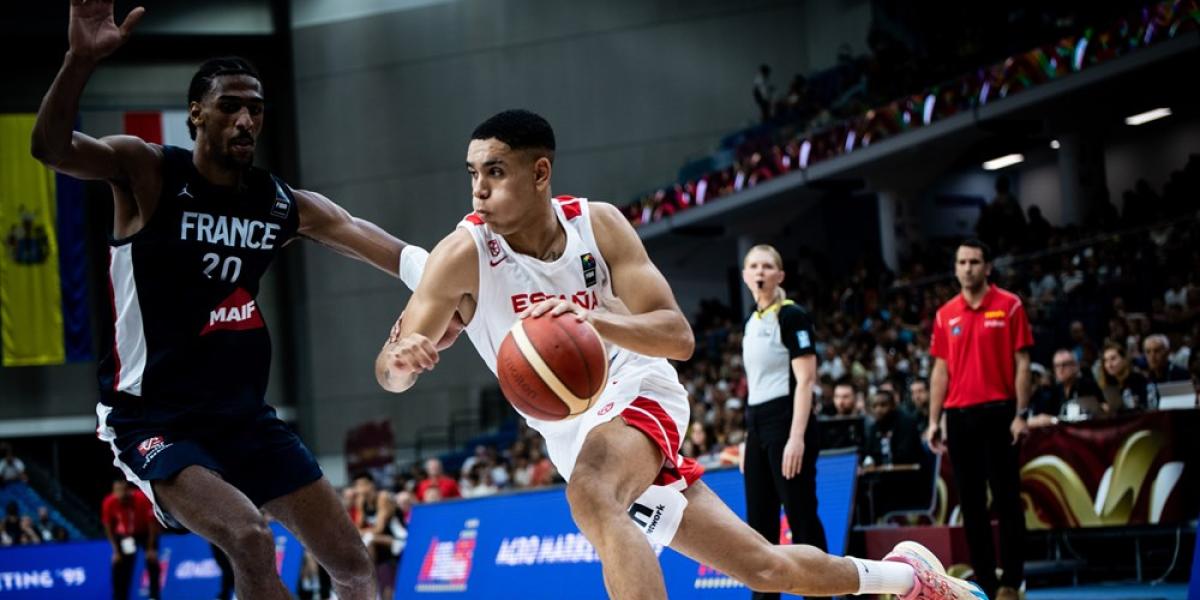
[399,245,429,292]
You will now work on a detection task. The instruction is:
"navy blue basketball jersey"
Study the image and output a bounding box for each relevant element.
[99,145,299,420]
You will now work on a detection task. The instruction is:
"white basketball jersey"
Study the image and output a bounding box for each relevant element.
[458,196,679,432]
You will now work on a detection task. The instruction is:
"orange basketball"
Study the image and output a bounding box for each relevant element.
[496,313,608,421]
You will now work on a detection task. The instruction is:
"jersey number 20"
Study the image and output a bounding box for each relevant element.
[203,252,243,282]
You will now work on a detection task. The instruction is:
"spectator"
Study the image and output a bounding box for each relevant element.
[681,422,720,465]
[1030,349,1104,427]
[753,64,774,122]
[906,378,931,435]
[1068,320,1096,368]
[102,479,160,600]
[353,473,403,600]
[927,239,1030,600]
[1027,261,1057,303]
[0,443,27,486]
[1026,206,1053,250]
[864,390,924,466]
[415,458,461,502]
[3,502,20,546]
[1098,342,1150,412]
[35,506,55,542]
[16,515,40,545]
[831,381,860,417]
[1142,334,1190,383]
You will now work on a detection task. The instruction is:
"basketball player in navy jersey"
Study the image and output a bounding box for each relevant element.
[31,2,455,598]
[378,109,984,599]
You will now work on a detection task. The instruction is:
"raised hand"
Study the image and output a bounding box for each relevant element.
[68,0,145,62]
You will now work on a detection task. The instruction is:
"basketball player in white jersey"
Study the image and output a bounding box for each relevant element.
[377,110,984,600]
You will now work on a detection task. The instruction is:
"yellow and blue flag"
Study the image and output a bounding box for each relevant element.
[0,114,91,366]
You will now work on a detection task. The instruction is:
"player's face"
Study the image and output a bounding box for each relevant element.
[954,246,991,291]
[191,75,264,169]
[466,138,550,235]
[742,249,783,295]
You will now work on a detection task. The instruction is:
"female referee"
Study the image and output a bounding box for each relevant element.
[740,245,827,600]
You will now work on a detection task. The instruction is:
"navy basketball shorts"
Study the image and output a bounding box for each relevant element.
[98,403,323,529]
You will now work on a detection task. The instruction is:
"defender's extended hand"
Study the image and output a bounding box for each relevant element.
[69,0,145,62]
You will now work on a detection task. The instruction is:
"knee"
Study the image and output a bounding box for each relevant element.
[224,519,275,565]
[566,476,622,531]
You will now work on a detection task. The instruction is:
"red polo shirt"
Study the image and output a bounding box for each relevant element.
[930,284,1034,409]
[101,490,155,537]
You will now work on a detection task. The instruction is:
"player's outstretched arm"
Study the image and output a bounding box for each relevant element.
[293,189,417,279]
[32,1,155,182]
[589,201,695,361]
[375,229,478,393]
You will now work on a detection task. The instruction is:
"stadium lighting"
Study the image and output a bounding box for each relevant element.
[1125,108,1171,126]
[1050,139,1061,149]
[983,153,1024,171]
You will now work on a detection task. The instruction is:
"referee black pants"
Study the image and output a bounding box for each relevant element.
[946,400,1026,597]
[743,395,826,600]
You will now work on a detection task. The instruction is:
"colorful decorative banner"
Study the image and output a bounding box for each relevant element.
[1,114,64,366]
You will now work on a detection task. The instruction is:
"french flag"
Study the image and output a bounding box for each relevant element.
[123,110,193,149]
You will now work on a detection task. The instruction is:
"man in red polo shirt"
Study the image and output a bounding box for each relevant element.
[102,479,161,600]
[926,240,1032,600]
[415,458,461,502]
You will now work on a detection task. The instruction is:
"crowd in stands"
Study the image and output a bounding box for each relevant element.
[1,442,71,545]
[623,0,1196,226]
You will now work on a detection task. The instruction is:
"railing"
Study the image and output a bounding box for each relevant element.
[23,460,104,539]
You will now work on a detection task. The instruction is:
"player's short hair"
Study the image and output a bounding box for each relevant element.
[958,238,992,264]
[471,109,556,162]
[187,56,262,140]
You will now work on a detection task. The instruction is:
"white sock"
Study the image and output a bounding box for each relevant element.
[848,556,915,596]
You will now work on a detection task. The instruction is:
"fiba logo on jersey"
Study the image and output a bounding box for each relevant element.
[580,253,597,287]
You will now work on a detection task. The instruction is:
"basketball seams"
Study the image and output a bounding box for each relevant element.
[497,337,568,420]
[548,316,598,398]
[510,320,592,416]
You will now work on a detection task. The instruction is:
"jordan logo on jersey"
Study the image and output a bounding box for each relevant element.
[201,288,265,335]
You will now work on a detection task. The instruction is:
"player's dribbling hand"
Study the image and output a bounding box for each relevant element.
[519,299,589,322]
[385,334,439,375]
[389,311,464,351]
[69,0,145,63]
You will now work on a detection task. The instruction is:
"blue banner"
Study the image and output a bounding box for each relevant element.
[130,522,303,599]
[0,541,108,599]
[0,523,303,600]
[396,452,858,599]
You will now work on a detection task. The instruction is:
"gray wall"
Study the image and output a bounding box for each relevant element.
[289,0,873,459]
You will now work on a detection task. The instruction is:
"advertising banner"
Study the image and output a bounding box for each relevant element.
[396,452,858,599]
